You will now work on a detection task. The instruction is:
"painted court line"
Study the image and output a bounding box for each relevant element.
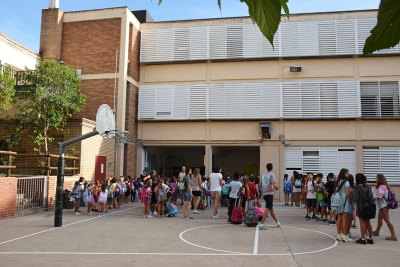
[253,226,259,255]
[0,206,138,246]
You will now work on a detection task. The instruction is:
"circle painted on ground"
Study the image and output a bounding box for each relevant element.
[179,224,338,256]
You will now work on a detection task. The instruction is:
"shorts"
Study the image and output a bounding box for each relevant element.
[183,190,192,202]
[74,197,81,204]
[147,195,152,204]
[246,199,256,210]
[263,195,274,209]
[319,200,326,207]
[192,190,201,197]
[211,191,221,198]
[306,198,317,208]
[151,195,157,204]
[293,187,302,193]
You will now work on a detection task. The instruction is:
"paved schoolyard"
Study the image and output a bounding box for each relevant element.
[0,202,399,267]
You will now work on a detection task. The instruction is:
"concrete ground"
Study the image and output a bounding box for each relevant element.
[0,201,399,267]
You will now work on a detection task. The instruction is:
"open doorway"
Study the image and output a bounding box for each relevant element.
[211,146,260,176]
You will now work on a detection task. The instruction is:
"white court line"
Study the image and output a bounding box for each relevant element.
[0,206,138,246]
[253,226,259,255]
[0,252,258,256]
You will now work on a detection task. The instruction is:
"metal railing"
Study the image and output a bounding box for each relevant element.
[16,176,47,211]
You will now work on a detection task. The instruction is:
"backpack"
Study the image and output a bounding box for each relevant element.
[167,185,173,198]
[82,189,89,203]
[71,184,82,198]
[294,179,301,188]
[385,189,398,209]
[170,183,177,194]
[230,200,244,224]
[222,183,229,195]
[284,180,292,194]
[165,202,178,217]
[316,183,326,203]
[355,186,376,219]
[245,208,259,227]
[157,186,168,202]
[206,182,211,195]
[331,181,346,212]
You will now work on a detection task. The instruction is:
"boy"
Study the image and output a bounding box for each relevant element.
[324,173,336,225]
[305,172,318,220]
[73,177,85,215]
[246,176,259,210]
[315,173,328,222]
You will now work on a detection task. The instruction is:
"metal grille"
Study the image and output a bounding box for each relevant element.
[16,176,47,211]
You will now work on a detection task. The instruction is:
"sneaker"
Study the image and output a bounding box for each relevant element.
[212,215,219,219]
[259,225,268,230]
[147,215,153,218]
[315,217,320,222]
[75,212,81,215]
[143,215,147,218]
[336,235,343,241]
[87,212,92,215]
[305,214,310,219]
[385,236,398,241]
[186,216,194,220]
[277,220,282,227]
[367,239,374,244]
[332,221,337,225]
[153,211,158,215]
[193,210,200,214]
[311,215,316,220]
[351,224,357,229]
[182,216,187,219]
[343,237,353,243]
[348,233,356,239]
[372,231,379,236]
[356,239,366,245]
[305,215,310,220]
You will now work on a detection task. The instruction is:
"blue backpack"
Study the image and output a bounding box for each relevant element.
[222,184,229,195]
[284,180,292,194]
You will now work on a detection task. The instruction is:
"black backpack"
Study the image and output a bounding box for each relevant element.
[355,185,376,220]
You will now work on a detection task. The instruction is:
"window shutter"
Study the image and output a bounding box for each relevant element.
[227,24,243,58]
[299,20,318,56]
[282,82,301,118]
[261,82,281,119]
[140,29,158,62]
[300,82,320,117]
[173,84,189,119]
[174,27,190,61]
[226,83,244,118]
[244,82,262,119]
[280,21,300,57]
[380,81,400,118]
[208,83,226,119]
[320,82,339,117]
[209,25,227,59]
[157,28,174,61]
[338,80,359,118]
[189,84,207,119]
[318,20,337,55]
[138,85,155,120]
[190,26,208,60]
[336,19,357,55]
[155,85,172,119]
[320,147,339,179]
[302,148,320,174]
[380,147,400,184]
[357,17,376,55]
[362,147,381,182]
[285,147,303,173]
[360,82,380,117]
[262,26,280,57]
[243,23,262,58]
[338,148,356,175]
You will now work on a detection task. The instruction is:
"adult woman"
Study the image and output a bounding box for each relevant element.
[335,168,352,242]
[292,171,302,207]
[209,166,223,219]
[182,168,194,220]
[191,168,202,214]
[372,174,397,241]
[354,173,375,244]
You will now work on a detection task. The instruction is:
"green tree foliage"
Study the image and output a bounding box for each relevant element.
[157,0,399,54]
[0,64,15,112]
[6,59,86,155]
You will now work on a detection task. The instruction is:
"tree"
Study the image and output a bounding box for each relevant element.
[157,0,400,55]
[0,63,15,112]
[5,59,86,155]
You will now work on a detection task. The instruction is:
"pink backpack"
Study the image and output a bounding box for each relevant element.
[230,206,244,224]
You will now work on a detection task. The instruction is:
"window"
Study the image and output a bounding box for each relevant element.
[52,135,64,149]
[363,147,400,184]
[360,81,400,118]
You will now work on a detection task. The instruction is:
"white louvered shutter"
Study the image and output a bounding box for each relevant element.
[155,85,172,119]
[208,83,226,119]
[285,147,303,173]
[262,82,281,119]
[173,84,189,119]
[320,82,339,117]
[243,23,262,58]
[226,82,244,118]
[299,20,318,56]
[380,81,400,118]
[336,19,357,55]
[282,82,301,118]
[302,148,320,174]
[138,85,155,120]
[209,25,227,59]
[300,82,320,117]
[262,25,280,57]
[141,29,158,62]
[338,80,359,118]
[190,26,208,60]
[280,21,300,57]
[318,20,337,56]
[380,147,400,184]
[189,84,207,119]
[320,147,339,179]
[227,24,243,58]
[338,148,356,175]
[244,82,262,119]
[362,147,381,182]
[157,28,174,61]
[357,17,376,55]
[174,28,190,61]
[360,81,379,117]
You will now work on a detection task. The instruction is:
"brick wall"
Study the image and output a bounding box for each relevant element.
[128,23,140,82]
[61,18,121,74]
[0,177,17,219]
[40,8,64,59]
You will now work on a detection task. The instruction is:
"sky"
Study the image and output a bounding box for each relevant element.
[0,0,381,52]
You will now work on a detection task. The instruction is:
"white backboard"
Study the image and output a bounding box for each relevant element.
[95,104,115,138]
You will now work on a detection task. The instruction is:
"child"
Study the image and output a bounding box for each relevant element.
[240,176,248,219]
[246,176,260,211]
[98,182,108,216]
[86,183,96,215]
[141,179,153,218]
[156,177,169,218]
[315,173,327,222]
[170,176,177,204]
[107,180,114,210]
[221,178,229,207]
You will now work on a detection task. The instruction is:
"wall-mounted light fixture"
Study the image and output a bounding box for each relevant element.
[290,66,302,72]
[279,134,285,144]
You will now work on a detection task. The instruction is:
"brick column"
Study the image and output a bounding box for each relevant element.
[47,176,57,210]
[0,177,17,219]
[40,8,64,60]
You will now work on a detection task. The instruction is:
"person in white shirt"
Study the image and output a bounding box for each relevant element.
[178,166,186,205]
[227,172,242,222]
[209,166,223,219]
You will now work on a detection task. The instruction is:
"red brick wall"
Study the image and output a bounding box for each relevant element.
[61,18,121,74]
[0,177,17,219]
[123,82,138,176]
[128,23,140,82]
[40,8,64,60]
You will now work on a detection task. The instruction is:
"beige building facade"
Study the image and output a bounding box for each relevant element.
[136,10,400,200]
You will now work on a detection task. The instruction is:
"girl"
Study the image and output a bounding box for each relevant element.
[240,176,248,219]
[106,180,114,210]
[347,174,357,238]
[141,179,153,218]
[283,174,291,205]
[292,171,302,207]
[86,183,95,215]
[373,174,397,241]
[156,177,169,218]
[98,182,108,216]
[335,168,352,242]
[170,176,177,204]
[191,168,202,214]
[182,168,194,220]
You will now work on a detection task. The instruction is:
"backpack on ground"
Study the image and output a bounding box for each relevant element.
[165,202,178,217]
[294,179,301,188]
[385,189,398,210]
[222,183,229,195]
[284,180,292,194]
[157,186,168,202]
[355,186,376,219]
[245,207,259,227]
[254,206,264,221]
[230,199,244,224]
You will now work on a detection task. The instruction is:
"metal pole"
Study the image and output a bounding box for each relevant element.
[54,130,98,227]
